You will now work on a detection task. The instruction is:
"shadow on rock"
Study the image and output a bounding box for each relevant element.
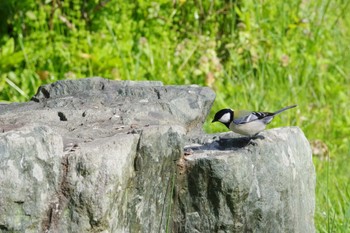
[185,134,265,152]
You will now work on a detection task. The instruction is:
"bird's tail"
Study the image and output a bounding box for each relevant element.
[273,104,297,115]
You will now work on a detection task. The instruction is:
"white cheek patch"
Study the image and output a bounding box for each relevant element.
[219,113,231,123]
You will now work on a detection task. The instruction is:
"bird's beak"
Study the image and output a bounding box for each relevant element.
[211,119,216,123]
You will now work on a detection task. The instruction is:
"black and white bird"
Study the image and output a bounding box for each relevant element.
[212,105,297,137]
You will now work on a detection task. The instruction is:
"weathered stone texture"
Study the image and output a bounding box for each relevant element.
[0,78,315,233]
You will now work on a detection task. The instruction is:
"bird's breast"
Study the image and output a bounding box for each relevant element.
[229,120,267,136]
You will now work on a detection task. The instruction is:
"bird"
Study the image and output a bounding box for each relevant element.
[212,105,297,137]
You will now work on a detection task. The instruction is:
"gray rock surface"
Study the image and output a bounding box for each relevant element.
[175,128,315,233]
[0,77,315,233]
[0,78,214,233]
[0,125,63,232]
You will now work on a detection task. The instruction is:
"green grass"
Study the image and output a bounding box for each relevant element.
[0,0,350,231]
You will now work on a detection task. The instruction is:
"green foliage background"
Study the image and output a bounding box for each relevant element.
[0,0,349,231]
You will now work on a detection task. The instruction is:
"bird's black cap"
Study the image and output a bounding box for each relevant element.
[212,109,233,123]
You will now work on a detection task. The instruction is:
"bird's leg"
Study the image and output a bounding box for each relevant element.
[252,133,265,140]
[247,133,265,146]
[247,136,257,146]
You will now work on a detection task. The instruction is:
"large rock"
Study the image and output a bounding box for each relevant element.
[0,78,214,233]
[0,78,315,232]
[174,128,315,233]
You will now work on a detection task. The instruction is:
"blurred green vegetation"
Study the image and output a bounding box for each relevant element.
[0,0,349,231]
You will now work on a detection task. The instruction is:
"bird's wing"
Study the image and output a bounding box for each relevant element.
[233,110,255,124]
[233,110,272,125]
[233,110,251,119]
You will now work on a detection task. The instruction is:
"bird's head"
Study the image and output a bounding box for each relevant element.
[212,109,233,128]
